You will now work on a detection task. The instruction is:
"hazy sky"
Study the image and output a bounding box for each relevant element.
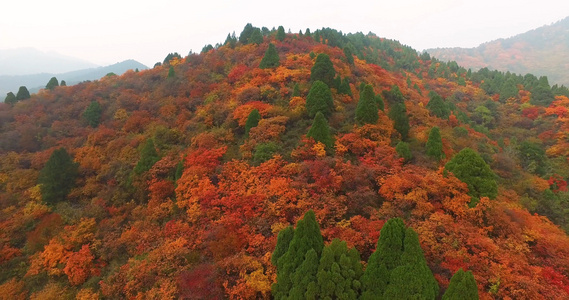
[2,0,568,67]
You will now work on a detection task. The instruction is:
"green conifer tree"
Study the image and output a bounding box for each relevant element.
[338,78,352,96]
[259,43,280,69]
[444,148,498,206]
[306,80,334,117]
[60,80,67,86]
[307,112,334,150]
[46,77,59,90]
[244,109,261,136]
[239,23,255,44]
[249,28,263,44]
[134,139,160,175]
[355,84,379,125]
[276,26,286,41]
[292,83,301,97]
[443,269,479,300]
[396,141,412,162]
[16,86,30,100]
[426,92,450,119]
[388,102,410,140]
[4,92,16,105]
[375,94,385,111]
[38,148,79,205]
[272,226,294,265]
[289,249,319,299]
[426,126,445,160]
[383,228,439,299]
[500,77,518,102]
[83,101,102,128]
[310,53,336,87]
[343,46,354,65]
[316,239,363,299]
[168,66,175,78]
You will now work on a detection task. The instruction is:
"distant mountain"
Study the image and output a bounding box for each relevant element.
[0,48,99,76]
[0,59,149,96]
[427,17,569,86]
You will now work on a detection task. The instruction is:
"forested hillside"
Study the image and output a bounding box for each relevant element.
[2,24,569,299]
[427,17,569,86]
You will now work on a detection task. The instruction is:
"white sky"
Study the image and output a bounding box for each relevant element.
[1,0,568,67]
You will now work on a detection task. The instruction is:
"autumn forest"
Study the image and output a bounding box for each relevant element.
[2,24,569,299]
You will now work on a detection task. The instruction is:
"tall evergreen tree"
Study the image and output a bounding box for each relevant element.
[83,101,102,128]
[38,148,79,205]
[292,83,301,97]
[444,148,497,206]
[259,43,280,69]
[244,109,261,137]
[316,239,363,299]
[134,139,160,175]
[355,84,379,125]
[382,85,404,104]
[4,92,16,105]
[239,23,255,44]
[307,112,334,150]
[383,228,439,299]
[396,141,412,162]
[276,25,286,41]
[388,102,410,140]
[46,77,59,90]
[443,269,479,300]
[426,126,445,160]
[310,53,336,87]
[60,80,67,86]
[168,66,176,78]
[289,249,320,299]
[338,77,352,96]
[500,77,518,102]
[272,226,294,265]
[249,28,263,44]
[426,92,450,119]
[273,210,324,299]
[343,46,354,65]
[306,80,334,117]
[375,94,385,111]
[16,86,30,100]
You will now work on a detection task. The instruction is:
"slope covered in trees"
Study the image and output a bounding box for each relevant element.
[1,24,569,299]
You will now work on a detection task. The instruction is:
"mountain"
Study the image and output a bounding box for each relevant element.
[427,17,569,86]
[0,59,149,96]
[0,48,99,76]
[1,25,569,299]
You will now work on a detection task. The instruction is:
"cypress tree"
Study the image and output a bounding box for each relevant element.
[310,53,336,87]
[239,23,255,44]
[388,102,410,140]
[316,239,363,299]
[272,226,294,266]
[375,94,385,111]
[426,92,450,119]
[426,126,445,160]
[46,77,59,90]
[60,80,67,86]
[443,269,479,300]
[83,101,102,128]
[360,218,406,298]
[168,66,175,78]
[276,25,286,41]
[500,77,518,102]
[383,228,439,299]
[307,112,334,150]
[38,148,79,205]
[396,141,412,162]
[343,46,354,65]
[382,85,404,104]
[338,78,352,96]
[249,28,263,44]
[355,84,379,125]
[4,92,16,105]
[306,80,333,117]
[259,43,280,69]
[289,249,319,299]
[16,86,30,100]
[444,148,497,206]
[273,210,324,299]
[244,109,261,136]
[134,139,160,174]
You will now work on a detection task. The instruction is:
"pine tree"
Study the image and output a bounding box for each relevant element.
[60,80,67,86]
[38,148,79,205]
[375,94,385,111]
[382,85,404,104]
[273,210,324,299]
[239,23,255,44]
[360,218,406,298]
[16,86,30,100]
[244,109,261,136]
[307,112,334,150]
[310,53,336,87]
[443,269,479,300]
[249,28,263,44]
[388,102,410,140]
[426,126,445,160]
[316,239,363,299]
[289,249,319,299]
[83,101,102,128]
[338,78,352,96]
[272,226,294,265]
[355,84,379,125]
[500,77,518,102]
[396,141,412,162]
[276,26,286,41]
[343,46,354,65]
[383,228,439,299]
[46,77,59,90]
[259,43,280,69]
[444,148,497,206]
[4,92,16,105]
[306,80,333,117]
[426,92,450,119]
[134,139,160,175]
